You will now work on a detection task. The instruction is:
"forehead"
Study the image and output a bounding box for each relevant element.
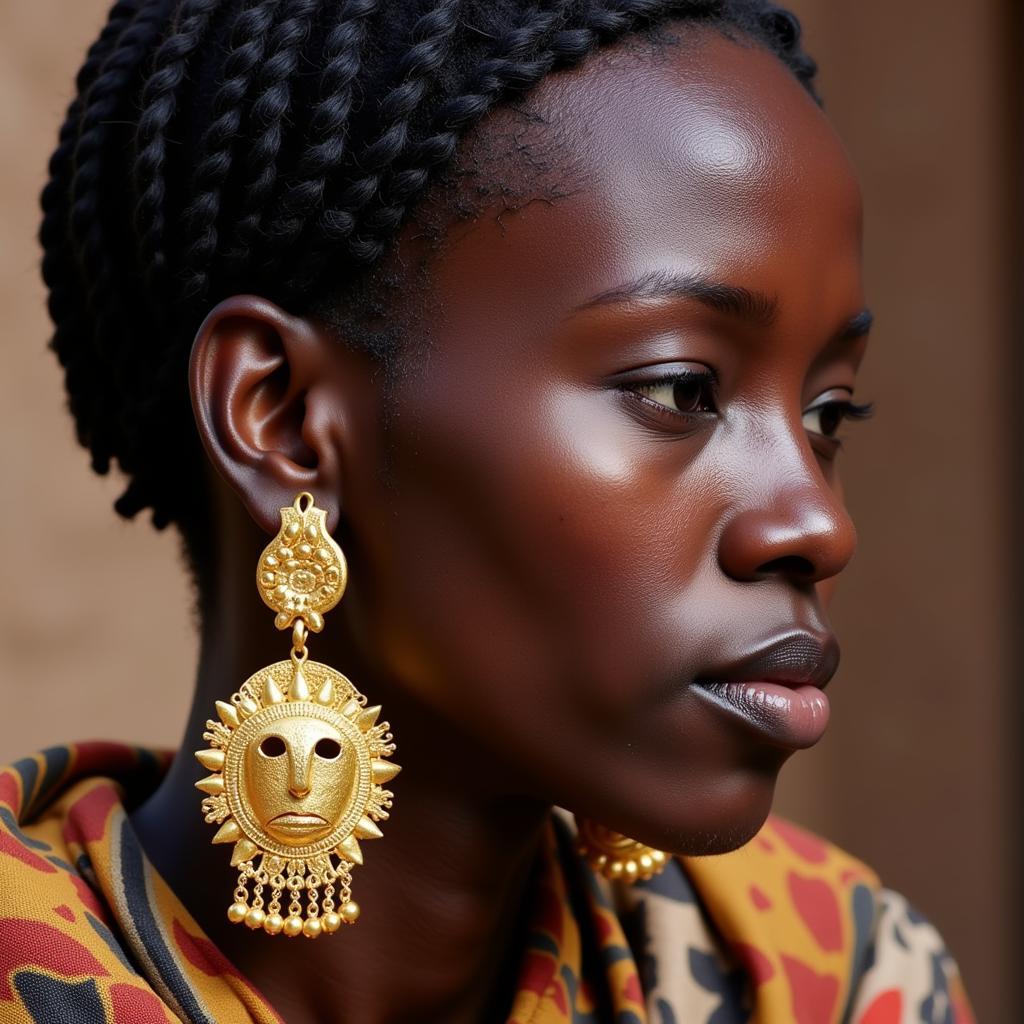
[425,27,862,334]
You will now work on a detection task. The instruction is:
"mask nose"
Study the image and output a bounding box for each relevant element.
[287,745,313,798]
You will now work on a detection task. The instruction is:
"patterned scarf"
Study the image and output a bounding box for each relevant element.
[0,743,972,1023]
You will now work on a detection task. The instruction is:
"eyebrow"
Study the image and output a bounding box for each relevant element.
[574,268,874,341]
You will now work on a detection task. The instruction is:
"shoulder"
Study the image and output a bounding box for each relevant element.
[0,745,178,1023]
[676,816,975,1023]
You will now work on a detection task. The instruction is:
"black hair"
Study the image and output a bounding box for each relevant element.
[40,0,817,579]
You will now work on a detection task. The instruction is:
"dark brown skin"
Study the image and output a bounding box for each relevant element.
[132,27,869,1024]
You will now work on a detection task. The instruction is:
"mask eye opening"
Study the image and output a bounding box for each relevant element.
[314,737,342,760]
[259,735,286,758]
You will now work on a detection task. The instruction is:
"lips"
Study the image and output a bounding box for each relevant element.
[691,632,838,749]
[269,812,330,837]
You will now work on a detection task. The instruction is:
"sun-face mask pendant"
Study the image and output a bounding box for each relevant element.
[195,493,400,938]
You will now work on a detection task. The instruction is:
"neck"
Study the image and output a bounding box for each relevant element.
[132,544,550,1024]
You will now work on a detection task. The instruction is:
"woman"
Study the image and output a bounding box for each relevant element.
[2,0,973,1021]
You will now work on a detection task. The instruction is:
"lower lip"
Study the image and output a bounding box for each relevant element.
[271,814,328,835]
[692,681,830,749]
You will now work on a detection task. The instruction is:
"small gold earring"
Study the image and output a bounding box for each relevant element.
[195,492,401,938]
[575,818,669,883]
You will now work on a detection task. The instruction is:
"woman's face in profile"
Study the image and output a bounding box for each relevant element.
[336,28,868,855]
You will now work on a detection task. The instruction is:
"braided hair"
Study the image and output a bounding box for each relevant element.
[40,0,817,565]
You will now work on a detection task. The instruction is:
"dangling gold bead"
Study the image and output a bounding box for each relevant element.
[322,912,341,933]
[341,901,361,924]
[244,907,266,930]
[283,915,304,937]
[263,913,284,936]
[227,902,248,924]
[302,917,323,939]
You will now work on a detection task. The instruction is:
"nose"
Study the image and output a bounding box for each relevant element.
[288,749,312,798]
[717,454,856,587]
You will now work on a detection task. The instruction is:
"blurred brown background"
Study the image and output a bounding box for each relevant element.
[1,1,1016,1020]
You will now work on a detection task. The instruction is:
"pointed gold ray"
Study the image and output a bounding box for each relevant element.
[341,698,361,719]
[354,816,383,840]
[357,705,381,731]
[195,775,225,795]
[238,698,259,720]
[264,678,284,704]
[195,749,225,771]
[230,838,258,867]
[335,834,363,865]
[212,819,241,844]
[315,679,334,706]
[371,760,401,784]
[309,611,324,631]
[215,701,239,728]
[291,667,311,701]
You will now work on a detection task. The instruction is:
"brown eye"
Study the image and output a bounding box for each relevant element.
[628,369,718,418]
[315,738,342,760]
[259,735,286,757]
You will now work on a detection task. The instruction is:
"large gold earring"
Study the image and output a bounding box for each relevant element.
[195,492,400,938]
[575,818,669,883]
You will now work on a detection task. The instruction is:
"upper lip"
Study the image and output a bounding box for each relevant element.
[695,632,839,690]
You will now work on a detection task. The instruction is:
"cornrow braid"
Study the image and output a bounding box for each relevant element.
[301,0,463,272]
[133,0,223,295]
[179,0,282,299]
[255,0,380,266]
[224,0,329,277]
[40,0,819,562]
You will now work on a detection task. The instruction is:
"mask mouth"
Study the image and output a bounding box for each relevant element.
[268,812,331,839]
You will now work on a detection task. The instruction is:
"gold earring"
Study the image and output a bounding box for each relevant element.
[195,492,401,938]
[575,818,669,883]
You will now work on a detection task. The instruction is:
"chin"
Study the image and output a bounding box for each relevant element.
[607,763,782,858]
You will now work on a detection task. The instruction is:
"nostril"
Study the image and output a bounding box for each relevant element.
[756,554,816,580]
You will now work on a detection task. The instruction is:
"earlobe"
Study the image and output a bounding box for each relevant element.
[189,294,346,534]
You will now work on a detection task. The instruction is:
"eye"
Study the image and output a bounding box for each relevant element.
[802,394,874,439]
[314,738,342,760]
[623,367,718,419]
[259,735,286,757]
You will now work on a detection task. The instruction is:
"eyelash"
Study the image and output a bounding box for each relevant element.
[620,371,874,446]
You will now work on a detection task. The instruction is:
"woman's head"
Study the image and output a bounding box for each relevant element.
[43,0,870,853]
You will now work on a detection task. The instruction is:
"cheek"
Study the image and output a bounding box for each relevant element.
[244,753,288,818]
[310,755,356,815]
[350,374,722,731]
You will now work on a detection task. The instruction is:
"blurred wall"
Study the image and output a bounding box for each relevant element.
[1,2,1014,1021]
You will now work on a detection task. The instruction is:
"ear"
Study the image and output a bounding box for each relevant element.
[189,294,365,535]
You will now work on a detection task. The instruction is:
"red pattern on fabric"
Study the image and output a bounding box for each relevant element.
[839,866,872,887]
[787,871,843,952]
[780,954,839,1024]
[0,918,110,999]
[172,918,245,982]
[0,771,19,811]
[622,971,643,1003]
[517,950,567,1013]
[772,819,828,864]
[70,873,109,921]
[857,988,902,1024]
[757,836,775,853]
[0,828,57,874]
[749,884,772,911]
[731,941,775,984]
[53,904,75,922]
[110,981,173,1022]
[64,785,119,845]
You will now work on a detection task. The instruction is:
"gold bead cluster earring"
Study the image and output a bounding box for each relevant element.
[575,818,669,883]
[195,493,400,938]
